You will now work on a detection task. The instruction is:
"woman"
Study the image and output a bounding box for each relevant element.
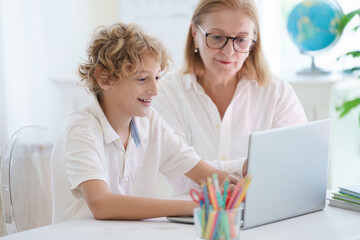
[152,0,307,194]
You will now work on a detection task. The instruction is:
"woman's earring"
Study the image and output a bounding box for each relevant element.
[194,48,199,53]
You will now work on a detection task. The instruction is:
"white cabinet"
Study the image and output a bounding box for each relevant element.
[285,73,348,121]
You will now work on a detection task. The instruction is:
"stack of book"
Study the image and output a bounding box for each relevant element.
[328,185,360,212]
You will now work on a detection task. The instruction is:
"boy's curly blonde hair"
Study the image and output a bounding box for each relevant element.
[78,22,171,95]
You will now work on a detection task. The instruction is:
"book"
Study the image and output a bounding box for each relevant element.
[328,198,360,213]
[339,185,360,199]
[332,192,360,205]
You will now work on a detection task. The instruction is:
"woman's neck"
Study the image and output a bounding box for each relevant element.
[198,72,238,119]
[199,72,237,94]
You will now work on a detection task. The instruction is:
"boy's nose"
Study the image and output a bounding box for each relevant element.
[149,78,159,96]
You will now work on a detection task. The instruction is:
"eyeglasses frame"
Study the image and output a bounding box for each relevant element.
[196,24,256,53]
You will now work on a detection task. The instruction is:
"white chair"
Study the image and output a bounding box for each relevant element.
[0,126,56,235]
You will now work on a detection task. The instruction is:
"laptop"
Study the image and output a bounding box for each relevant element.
[242,119,331,229]
[167,119,331,228]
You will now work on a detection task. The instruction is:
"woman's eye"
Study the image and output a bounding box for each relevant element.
[137,78,146,82]
[211,35,225,41]
[235,38,247,43]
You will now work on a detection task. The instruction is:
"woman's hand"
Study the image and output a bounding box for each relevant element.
[222,173,241,192]
[242,159,248,177]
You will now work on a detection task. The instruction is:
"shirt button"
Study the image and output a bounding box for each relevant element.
[221,156,226,161]
[215,124,220,129]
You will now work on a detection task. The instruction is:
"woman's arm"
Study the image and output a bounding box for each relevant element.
[272,79,307,128]
[80,180,197,220]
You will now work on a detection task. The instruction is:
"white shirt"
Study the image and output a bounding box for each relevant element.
[51,96,200,223]
[152,70,307,194]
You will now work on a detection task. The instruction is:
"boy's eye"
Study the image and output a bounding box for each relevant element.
[155,76,161,80]
[137,78,147,82]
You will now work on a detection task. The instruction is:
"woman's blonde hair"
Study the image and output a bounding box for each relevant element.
[78,22,171,95]
[182,0,271,85]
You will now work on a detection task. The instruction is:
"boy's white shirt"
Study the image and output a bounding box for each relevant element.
[152,70,307,195]
[51,95,201,223]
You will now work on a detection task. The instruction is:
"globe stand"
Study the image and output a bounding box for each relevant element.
[296,56,331,75]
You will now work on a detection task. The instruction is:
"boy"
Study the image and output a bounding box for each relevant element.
[51,22,238,223]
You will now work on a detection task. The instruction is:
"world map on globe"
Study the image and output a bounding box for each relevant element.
[287,0,343,54]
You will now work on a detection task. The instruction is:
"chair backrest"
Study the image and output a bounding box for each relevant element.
[0,126,56,235]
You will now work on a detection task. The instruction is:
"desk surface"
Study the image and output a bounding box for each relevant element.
[1,201,359,240]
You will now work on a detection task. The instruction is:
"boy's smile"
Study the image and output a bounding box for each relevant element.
[137,97,153,106]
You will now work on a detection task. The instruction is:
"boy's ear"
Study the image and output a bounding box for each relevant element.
[94,68,111,91]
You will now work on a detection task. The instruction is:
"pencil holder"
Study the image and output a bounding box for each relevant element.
[194,207,241,240]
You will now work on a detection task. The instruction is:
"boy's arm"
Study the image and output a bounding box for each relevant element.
[185,159,241,186]
[80,180,197,220]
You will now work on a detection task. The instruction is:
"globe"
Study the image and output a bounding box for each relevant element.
[287,0,343,74]
[287,0,343,53]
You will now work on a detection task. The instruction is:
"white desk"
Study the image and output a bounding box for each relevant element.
[1,201,359,240]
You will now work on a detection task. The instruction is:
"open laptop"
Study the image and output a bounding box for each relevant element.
[242,119,331,229]
[167,119,331,228]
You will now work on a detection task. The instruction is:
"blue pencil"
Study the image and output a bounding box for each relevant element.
[211,210,223,240]
[203,184,210,220]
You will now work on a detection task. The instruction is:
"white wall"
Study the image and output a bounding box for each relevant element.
[0,0,118,147]
[118,0,198,68]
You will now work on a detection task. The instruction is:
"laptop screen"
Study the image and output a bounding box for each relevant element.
[242,120,330,229]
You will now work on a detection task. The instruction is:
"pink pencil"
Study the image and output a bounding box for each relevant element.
[230,184,244,209]
[226,178,245,209]
[228,210,237,239]
[209,211,219,240]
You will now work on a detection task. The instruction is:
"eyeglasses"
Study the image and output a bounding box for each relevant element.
[196,24,256,53]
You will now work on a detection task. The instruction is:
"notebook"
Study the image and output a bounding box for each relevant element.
[167,119,331,227]
[242,119,331,229]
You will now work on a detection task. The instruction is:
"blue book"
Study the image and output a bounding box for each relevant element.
[339,185,360,199]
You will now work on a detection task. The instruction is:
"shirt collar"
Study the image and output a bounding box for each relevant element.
[184,73,206,95]
[87,95,144,146]
[184,73,259,93]
[87,95,118,144]
[237,76,259,89]
[130,117,140,147]
[132,112,149,142]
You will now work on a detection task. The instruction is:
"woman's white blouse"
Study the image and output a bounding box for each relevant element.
[152,70,307,194]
